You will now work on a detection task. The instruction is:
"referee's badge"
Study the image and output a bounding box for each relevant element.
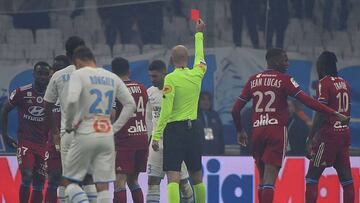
[163,85,172,94]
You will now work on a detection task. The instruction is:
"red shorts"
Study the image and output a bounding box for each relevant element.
[115,147,148,174]
[46,144,62,172]
[17,140,47,176]
[310,132,351,170]
[252,126,288,167]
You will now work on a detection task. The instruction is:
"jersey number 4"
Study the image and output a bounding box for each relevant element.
[89,89,114,115]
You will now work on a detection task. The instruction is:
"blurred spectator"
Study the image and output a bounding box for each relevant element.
[137,2,163,44]
[13,0,50,33]
[97,1,136,50]
[287,99,312,156]
[97,1,163,50]
[172,0,186,17]
[0,0,12,13]
[230,0,260,48]
[265,0,289,49]
[197,91,225,155]
[323,0,349,31]
[291,0,314,19]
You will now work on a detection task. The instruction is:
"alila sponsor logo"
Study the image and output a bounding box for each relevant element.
[128,120,147,134]
[253,113,278,127]
[24,106,45,121]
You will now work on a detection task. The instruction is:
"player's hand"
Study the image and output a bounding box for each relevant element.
[152,140,160,152]
[4,136,18,149]
[237,131,248,147]
[195,18,205,33]
[334,112,350,125]
[53,133,61,151]
[305,137,315,160]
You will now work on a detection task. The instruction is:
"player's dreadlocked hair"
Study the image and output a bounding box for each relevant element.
[316,51,338,80]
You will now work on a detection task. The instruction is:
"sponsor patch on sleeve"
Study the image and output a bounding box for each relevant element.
[9,89,16,100]
[290,77,300,88]
[163,85,173,94]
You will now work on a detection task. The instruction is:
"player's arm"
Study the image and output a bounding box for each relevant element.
[44,76,60,146]
[193,19,207,76]
[231,79,251,146]
[112,79,136,133]
[287,77,348,124]
[1,90,19,148]
[152,76,175,142]
[145,100,153,141]
[65,73,82,132]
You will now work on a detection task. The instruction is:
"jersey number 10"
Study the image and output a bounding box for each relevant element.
[336,92,349,113]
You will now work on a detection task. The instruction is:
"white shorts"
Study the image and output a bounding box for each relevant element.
[147,139,189,180]
[63,132,116,183]
[60,131,74,173]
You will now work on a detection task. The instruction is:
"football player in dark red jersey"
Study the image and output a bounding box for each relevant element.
[231,48,349,203]
[111,57,149,203]
[1,61,51,203]
[44,55,71,203]
[305,51,354,203]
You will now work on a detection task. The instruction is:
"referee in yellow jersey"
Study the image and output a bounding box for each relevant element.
[151,19,206,203]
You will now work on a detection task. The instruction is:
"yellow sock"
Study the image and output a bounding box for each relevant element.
[168,182,180,203]
[194,182,206,203]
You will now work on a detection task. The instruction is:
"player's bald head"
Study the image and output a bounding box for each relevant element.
[171,45,188,68]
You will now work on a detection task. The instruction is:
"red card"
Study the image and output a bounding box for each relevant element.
[191,9,200,21]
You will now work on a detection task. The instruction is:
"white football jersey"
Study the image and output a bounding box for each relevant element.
[44,65,76,133]
[65,67,135,134]
[146,86,163,136]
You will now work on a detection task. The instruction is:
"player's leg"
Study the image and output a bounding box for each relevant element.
[63,135,91,203]
[147,176,162,203]
[127,148,148,203]
[252,129,265,203]
[261,126,287,203]
[185,124,205,203]
[334,145,354,203]
[305,164,325,203]
[59,132,74,203]
[179,163,194,203]
[92,135,116,203]
[45,147,62,203]
[127,173,143,203]
[31,169,46,203]
[262,164,280,203]
[146,144,164,203]
[113,148,135,203]
[17,143,35,203]
[82,175,97,203]
[256,161,265,203]
[114,173,127,203]
[163,123,185,203]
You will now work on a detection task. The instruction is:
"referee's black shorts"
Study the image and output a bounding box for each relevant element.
[163,120,202,172]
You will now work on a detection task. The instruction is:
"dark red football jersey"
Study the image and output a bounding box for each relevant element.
[317,76,351,134]
[239,70,302,128]
[114,80,148,149]
[9,84,49,144]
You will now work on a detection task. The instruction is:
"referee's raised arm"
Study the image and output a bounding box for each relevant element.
[151,19,207,203]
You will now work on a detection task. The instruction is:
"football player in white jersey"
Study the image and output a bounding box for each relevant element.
[145,60,194,203]
[63,46,136,203]
[44,36,101,203]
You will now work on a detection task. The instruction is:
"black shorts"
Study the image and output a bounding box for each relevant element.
[163,120,202,172]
